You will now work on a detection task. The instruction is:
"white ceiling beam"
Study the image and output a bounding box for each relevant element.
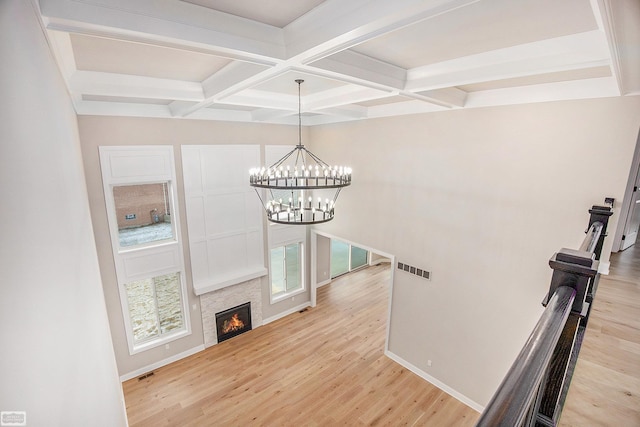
[591,0,622,96]
[168,101,199,117]
[406,88,467,108]
[219,89,298,111]
[464,77,620,108]
[202,62,271,99]
[71,0,478,117]
[406,31,612,92]
[305,85,391,110]
[315,106,368,120]
[309,50,406,90]
[251,109,296,123]
[45,29,83,105]
[76,99,258,122]
[46,30,76,82]
[178,64,295,117]
[304,114,361,126]
[366,99,448,119]
[284,0,481,62]
[592,0,640,96]
[70,71,204,101]
[39,0,285,64]
[75,101,173,118]
[187,108,255,123]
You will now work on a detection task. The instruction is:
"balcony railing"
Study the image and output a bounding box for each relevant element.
[475,205,613,427]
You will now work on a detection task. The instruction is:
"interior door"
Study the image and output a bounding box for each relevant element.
[622,171,640,250]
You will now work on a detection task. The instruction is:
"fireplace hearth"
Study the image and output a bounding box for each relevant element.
[215,302,252,343]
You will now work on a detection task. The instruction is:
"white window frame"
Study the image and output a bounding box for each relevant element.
[99,146,191,355]
[269,240,305,303]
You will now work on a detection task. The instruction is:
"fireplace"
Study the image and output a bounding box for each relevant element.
[215,302,252,343]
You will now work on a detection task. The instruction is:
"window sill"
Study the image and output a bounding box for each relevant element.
[129,328,191,355]
[270,287,305,305]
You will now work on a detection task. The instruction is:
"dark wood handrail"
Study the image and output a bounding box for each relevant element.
[578,221,603,253]
[475,205,613,426]
[475,285,576,427]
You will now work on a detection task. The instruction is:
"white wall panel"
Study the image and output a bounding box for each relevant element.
[182,148,203,194]
[182,145,267,295]
[101,147,173,183]
[185,196,206,238]
[189,240,209,285]
[122,247,180,280]
[206,193,245,234]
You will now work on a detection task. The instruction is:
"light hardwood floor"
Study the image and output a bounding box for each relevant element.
[123,246,640,426]
[559,245,640,426]
[123,264,479,426]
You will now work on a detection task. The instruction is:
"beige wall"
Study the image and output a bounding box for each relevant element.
[0,0,127,424]
[309,96,640,406]
[315,234,331,285]
[78,116,311,376]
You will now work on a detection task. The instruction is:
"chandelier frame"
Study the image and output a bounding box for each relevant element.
[249,79,351,225]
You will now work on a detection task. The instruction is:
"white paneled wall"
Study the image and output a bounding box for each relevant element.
[182,145,267,295]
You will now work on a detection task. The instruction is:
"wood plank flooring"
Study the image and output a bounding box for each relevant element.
[559,245,640,426]
[123,264,479,426]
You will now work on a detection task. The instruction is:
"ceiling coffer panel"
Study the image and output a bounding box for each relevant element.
[39,0,637,124]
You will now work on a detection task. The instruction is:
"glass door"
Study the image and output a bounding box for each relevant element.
[331,239,369,279]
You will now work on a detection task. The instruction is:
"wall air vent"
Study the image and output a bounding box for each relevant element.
[397,262,430,280]
[138,371,154,381]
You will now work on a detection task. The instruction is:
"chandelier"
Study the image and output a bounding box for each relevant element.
[249,79,351,225]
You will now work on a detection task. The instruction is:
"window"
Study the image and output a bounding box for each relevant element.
[99,146,190,354]
[331,239,369,278]
[113,182,174,248]
[124,272,185,344]
[270,242,303,300]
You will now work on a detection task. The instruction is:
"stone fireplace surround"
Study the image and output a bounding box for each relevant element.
[200,277,263,347]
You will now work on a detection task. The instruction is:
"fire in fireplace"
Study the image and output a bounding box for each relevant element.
[215,302,252,343]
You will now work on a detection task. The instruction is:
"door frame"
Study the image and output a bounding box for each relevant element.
[310,230,395,353]
[613,127,640,251]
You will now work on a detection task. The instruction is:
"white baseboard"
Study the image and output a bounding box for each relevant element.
[384,350,485,413]
[316,278,331,288]
[119,345,205,382]
[262,302,311,325]
[598,261,610,275]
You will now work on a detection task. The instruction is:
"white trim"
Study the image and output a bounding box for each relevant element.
[598,261,610,275]
[384,350,484,413]
[130,327,191,356]
[262,302,311,325]
[99,146,192,355]
[271,287,306,304]
[268,235,306,304]
[193,267,268,296]
[310,231,318,307]
[119,345,205,382]
[310,230,395,353]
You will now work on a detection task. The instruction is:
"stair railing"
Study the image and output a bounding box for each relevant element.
[475,205,613,427]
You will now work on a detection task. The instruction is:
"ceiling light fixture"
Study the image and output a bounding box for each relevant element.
[249,79,351,225]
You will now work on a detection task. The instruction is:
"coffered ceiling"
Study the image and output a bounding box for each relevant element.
[38,0,639,125]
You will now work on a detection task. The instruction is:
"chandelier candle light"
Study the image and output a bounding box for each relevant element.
[249,79,351,225]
